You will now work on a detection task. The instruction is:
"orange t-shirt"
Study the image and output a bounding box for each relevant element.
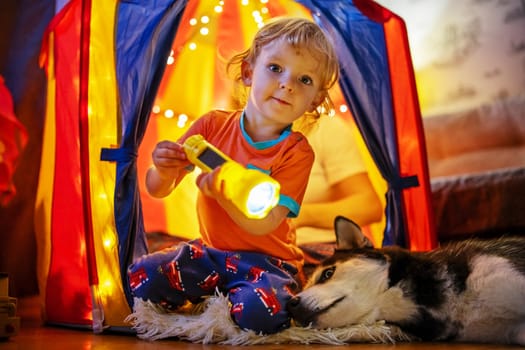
[178,110,314,268]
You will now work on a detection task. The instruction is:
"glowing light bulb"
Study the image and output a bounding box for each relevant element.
[164,109,174,118]
[103,238,113,248]
[246,182,279,217]
[177,114,188,128]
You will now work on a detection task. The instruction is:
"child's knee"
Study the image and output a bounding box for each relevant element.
[127,249,188,309]
[228,286,291,334]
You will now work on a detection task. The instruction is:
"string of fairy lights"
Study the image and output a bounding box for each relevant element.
[150,0,350,130]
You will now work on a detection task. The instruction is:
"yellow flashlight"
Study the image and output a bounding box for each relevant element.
[183,134,280,219]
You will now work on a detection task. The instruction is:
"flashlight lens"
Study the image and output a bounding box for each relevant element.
[246,182,278,216]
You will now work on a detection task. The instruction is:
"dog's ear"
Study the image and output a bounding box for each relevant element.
[334,216,374,250]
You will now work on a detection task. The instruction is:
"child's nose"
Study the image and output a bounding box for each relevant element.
[279,77,295,92]
[280,84,291,92]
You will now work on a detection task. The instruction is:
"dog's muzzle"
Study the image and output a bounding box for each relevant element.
[286,295,345,327]
[287,296,315,326]
[287,295,346,327]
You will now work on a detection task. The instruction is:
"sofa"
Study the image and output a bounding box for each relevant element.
[423,96,525,242]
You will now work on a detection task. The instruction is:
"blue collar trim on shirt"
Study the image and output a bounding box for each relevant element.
[240,110,292,150]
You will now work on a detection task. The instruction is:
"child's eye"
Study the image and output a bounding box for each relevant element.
[268,64,282,73]
[299,75,313,85]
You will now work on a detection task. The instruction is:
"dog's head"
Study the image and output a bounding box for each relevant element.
[288,216,416,329]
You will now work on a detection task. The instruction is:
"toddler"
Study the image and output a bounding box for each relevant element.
[128,17,339,334]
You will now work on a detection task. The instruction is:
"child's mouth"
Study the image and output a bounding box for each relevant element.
[272,97,290,105]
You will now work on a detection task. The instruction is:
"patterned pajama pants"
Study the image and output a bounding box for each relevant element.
[127,239,300,334]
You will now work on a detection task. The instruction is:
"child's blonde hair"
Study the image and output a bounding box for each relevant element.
[227,17,340,126]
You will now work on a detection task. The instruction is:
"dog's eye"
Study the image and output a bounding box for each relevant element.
[318,266,336,283]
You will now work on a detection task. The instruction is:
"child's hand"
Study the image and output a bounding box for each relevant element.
[195,167,224,199]
[145,140,193,198]
[195,167,239,214]
[152,141,191,179]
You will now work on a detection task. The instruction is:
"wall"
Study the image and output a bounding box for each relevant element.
[377,0,525,116]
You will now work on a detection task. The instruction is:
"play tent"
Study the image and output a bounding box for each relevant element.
[35,0,436,331]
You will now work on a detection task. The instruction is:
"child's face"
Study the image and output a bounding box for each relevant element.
[242,39,325,127]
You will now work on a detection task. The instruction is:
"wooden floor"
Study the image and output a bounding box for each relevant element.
[2,296,521,350]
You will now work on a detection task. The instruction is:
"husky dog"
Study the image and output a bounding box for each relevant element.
[288,216,525,345]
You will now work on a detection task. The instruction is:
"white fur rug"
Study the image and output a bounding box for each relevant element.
[125,293,411,345]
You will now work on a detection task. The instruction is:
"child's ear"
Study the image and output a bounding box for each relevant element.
[241,60,253,86]
[309,90,327,112]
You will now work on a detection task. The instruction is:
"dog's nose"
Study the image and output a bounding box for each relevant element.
[286,296,301,311]
[287,296,313,327]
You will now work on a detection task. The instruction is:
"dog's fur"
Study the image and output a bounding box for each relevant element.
[288,216,525,345]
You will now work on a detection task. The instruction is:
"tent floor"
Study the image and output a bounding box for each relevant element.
[3,295,518,350]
